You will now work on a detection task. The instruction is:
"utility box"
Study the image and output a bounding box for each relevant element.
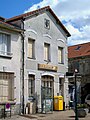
[26,102,36,114]
[29,102,36,114]
[54,96,63,111]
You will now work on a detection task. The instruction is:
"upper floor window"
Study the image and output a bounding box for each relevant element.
[44,43,50,62]
[44,19,50,29]
[0,33,11,56]
[28,38,35,59]
[58,47,64,64]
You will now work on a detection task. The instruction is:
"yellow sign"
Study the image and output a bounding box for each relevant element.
[38,64,57,72]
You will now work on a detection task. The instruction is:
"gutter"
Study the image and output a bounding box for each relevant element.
[20,19,25,114]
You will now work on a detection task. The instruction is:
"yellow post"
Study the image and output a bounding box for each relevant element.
[54,96,63,110]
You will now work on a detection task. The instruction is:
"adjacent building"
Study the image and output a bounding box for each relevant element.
[0,17,24,114]
[68,42,90,104]
[0,6,70,113]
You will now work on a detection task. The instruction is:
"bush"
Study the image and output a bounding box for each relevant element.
[77,104,88,108]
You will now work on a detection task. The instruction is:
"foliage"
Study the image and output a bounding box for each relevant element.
[77,103,88,108]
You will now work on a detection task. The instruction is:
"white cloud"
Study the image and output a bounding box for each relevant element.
[24,0,90,46]
[24,0,59,13]
[66,23,90,45]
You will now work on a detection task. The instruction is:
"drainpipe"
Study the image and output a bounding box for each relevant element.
[21,19,25,114]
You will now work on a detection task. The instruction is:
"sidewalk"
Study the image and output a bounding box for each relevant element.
[35,110,90,120]
[0,110,90,120]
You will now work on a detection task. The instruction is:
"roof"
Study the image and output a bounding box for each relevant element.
[0,20,24,32]
[68,42,90,59]
[6,6,71,37]
[0,16,5,21]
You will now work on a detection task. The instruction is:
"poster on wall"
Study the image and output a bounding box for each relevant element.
[43,98,53,113]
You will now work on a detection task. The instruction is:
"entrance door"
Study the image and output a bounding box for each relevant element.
[41,75,54,113]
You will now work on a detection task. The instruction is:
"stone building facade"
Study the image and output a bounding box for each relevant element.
[2,6,70,113]
[0,17,23,114]
[68,42,90,104]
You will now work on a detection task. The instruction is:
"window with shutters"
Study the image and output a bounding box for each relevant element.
[28,38,35,59]
[0,72,14,102]
[28,75,35,97]
[44,43,50,61]
[58,47,64,64]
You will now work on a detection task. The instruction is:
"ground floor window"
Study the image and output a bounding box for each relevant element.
[59,78,64,96]
[28,74,35,98]
[0,72,14,101]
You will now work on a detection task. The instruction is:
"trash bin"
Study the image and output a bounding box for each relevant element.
[69,101,73,109]
[54,96,63,110]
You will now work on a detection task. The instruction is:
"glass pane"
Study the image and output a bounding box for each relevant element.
[0,33,11,55]
[28,75,35,97]
[7,35,11,54]
[0,34,3,52]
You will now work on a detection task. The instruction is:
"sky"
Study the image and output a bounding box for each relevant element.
[0,0,90,46]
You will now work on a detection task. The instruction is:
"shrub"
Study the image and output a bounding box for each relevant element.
[77,104,88,108]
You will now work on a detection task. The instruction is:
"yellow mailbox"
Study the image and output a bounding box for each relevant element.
[54,96,63,110]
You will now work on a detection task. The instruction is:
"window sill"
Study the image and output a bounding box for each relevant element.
[58,62,64,65]
[0,101,16,105]
[0,54,12,59]
[28,96,35,101]
[27,57,36,60]
[44,60,51,63]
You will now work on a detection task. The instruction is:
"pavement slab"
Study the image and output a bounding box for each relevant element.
[0,110,90,120]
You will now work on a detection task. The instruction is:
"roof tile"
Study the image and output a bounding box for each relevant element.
[68,42,90,58]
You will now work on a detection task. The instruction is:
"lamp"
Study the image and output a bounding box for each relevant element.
[74,69,78,120]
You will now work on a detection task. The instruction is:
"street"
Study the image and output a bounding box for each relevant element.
[1,110,90,120]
